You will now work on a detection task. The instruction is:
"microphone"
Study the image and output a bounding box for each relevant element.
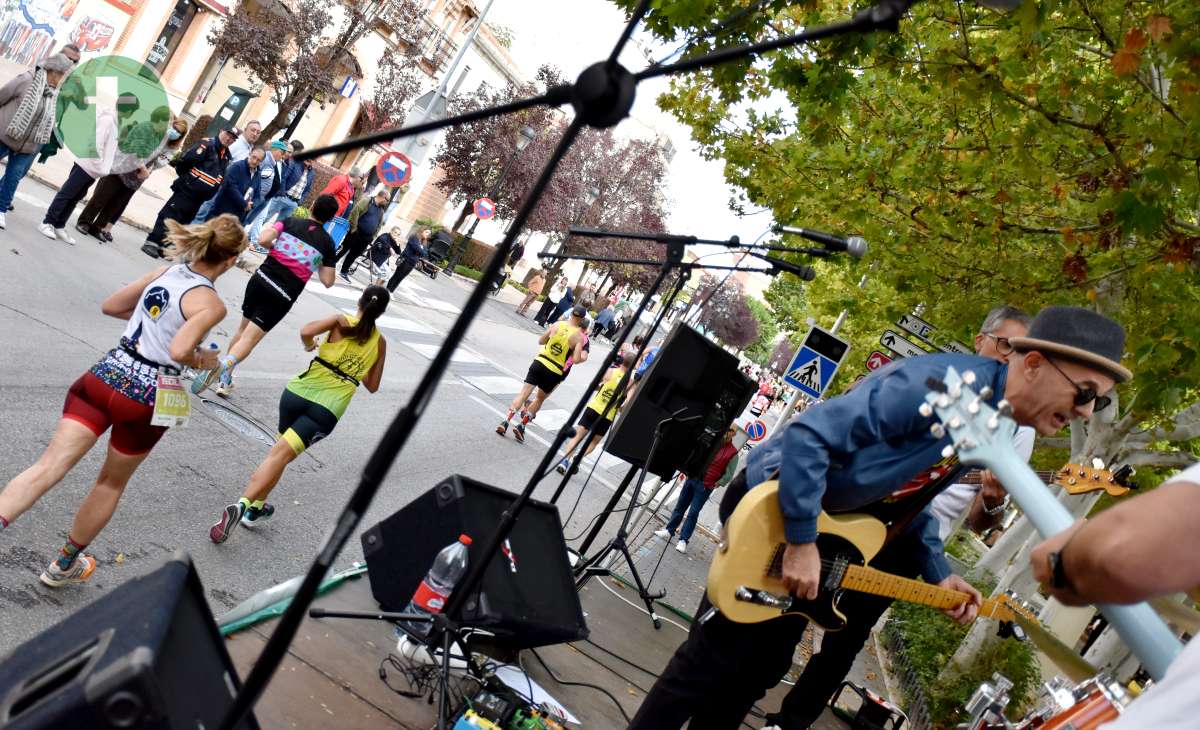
[759,254,816,281]
[773,225,868,260]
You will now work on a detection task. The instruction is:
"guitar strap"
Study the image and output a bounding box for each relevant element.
[880,464,968,545]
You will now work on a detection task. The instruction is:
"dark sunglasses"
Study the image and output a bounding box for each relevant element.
[1043,356,1112,412]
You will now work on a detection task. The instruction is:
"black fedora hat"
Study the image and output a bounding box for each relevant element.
[1008,306,1131,383]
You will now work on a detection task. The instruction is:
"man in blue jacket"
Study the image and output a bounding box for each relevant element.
[203,146,265,223]
[249,140,313,249]
[142,126,236,258]
[630,306,1131,730]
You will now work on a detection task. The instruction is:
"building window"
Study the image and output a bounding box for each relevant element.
[146,0,198,74]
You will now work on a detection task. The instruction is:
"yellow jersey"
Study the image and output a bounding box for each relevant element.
[535,322,579,375]
[586,367,627,420]
[287,316,381,418]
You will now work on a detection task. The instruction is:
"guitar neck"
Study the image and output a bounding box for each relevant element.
[841,565,1014,621]
[959,469,1054,486]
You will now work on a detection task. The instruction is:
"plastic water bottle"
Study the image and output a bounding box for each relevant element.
[397,533,472,638]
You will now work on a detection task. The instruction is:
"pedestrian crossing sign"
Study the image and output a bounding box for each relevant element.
[783,326,849,399]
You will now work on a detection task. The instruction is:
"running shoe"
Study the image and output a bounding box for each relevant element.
[338,271,351,283]
[191,367,218,394]
[514,423,526,443]
[214,380,235,398]
[251,244,268,254]
[40,554,97,587]
[241,503,275,528]
[210,503,243,544]
[495,420,509,436]
[555,459,569,475]
[654,528,672,540]
[37,222,57,240]
[0,212,6,229]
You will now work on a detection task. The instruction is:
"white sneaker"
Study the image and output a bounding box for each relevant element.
[654,529,671,540]
[676,540,688,554]
[54,227,76,245]
[38,222,56,239]
[0,212,6,229]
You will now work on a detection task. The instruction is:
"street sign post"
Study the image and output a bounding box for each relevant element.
[473,197,495,219]
[784,326,850,400]
[879,330,927,359]
[865,350,893,371]
[746,420,767,442]
[375,151,413,187]
[896,313,936,341]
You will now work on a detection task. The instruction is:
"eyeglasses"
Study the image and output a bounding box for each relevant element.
[982,333,1014,355]
[1042,356,1112,412]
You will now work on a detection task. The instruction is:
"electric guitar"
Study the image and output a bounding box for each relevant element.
[922,366,1182,680]
[707,482,1037,628]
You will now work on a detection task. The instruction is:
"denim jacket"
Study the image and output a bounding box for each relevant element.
[744,353,1007,582]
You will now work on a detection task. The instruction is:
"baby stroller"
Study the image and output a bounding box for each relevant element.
[417,230,453,279]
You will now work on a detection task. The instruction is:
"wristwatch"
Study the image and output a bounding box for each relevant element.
[1048,550,1073,590]
[982,494,1010,516]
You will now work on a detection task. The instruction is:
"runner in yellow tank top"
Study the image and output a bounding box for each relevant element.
[497,305,588,443]
[554,352,637,476]
[209,286,390,544]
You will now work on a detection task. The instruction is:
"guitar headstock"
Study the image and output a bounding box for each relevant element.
[993,591,1039,626]
[1055,463,1136,497]
[921,367,1016,471]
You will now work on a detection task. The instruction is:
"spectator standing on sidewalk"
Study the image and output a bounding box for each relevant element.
[386,227,428,292]
[39,89,143,244]
[592,304,615,338]
[142,126,235,258]
[534,276,569,327]
[77,117,189,243]
[517,269,545,316]
[205,146,265,223]
[546,283,576,325]
[655,427,740,554]
[33,44,80,166]
[320,167,364,218]
[226,119,260,162]
[0,53,73,230]
[249,140,312,249]
[336,184,389,281]
[245,140,286,225]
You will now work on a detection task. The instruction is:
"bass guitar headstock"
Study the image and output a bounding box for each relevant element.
[1055,463,1137,497]
[920,367,1016,470]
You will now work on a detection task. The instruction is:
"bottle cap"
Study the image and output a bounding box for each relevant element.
[458,534,472,545]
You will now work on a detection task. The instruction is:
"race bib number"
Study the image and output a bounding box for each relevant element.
[151,372,190,428]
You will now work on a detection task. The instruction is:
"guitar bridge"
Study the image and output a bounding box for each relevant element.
[735,586,792,610]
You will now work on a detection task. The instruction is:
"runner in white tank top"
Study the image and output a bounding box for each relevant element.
[0,214,245,589]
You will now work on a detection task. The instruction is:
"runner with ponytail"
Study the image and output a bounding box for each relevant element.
[209,286,390,542]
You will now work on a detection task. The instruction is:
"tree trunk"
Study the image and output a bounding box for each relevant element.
[602,278,620,300]
[597,269,612,296]
[261,92,305,141]
[576,262,589,287]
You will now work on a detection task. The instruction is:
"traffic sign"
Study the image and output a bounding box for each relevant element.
[784,326,849,399]
[376,151,413,187]
[746,420,768,442]
[865,350,893,371]
[942,340,972,355]
[473,197,495,219]
[880,330,928,359]
[896,313,936,342]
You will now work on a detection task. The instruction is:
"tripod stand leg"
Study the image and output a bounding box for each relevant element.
[617,540,664,630]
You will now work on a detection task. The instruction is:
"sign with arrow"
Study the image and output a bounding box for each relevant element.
[880,330,928,359]
[784,325,849,399]
[865,350,893,371]
[942,340,972,355]
[896,312,936,342]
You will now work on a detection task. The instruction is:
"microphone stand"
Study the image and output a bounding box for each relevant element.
[218,1,924,728]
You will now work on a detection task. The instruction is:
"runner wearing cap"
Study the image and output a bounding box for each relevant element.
[497,305,588,443]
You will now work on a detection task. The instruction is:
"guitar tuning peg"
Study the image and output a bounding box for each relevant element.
[962,370,977,385]
[948,416,963,429]
[986,416,1000,430]
[949,383,962,398]
[967,398,981,414]
[937,394,952,408]
[979,386,994,400]
[997,400,1013,416]
[930,423,945,438]
[958,438,977,451]
[941,444,956,459]
[918,402,934,417]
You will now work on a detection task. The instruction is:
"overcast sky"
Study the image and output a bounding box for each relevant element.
[486,0,777,259]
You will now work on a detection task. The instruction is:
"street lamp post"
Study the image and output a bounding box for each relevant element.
[446,124,537,273]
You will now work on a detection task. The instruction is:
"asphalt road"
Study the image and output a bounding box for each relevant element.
[0,178,653,656]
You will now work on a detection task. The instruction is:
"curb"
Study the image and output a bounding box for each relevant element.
[26,168,158,235]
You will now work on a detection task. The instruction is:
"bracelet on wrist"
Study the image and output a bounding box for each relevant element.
[982,494,1010,516]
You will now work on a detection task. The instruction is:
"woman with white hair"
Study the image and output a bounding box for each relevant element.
[0,53,73,230]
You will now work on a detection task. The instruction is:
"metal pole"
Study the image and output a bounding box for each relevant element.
[773,272,868,428]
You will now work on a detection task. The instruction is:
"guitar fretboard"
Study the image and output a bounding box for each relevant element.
[841,565,1015,621]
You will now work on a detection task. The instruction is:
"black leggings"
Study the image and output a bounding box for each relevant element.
[278,389,339,455]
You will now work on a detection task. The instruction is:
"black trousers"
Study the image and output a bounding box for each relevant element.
[43,163,96,228]
[632,488,923,730]
[387,258,417,292]
[336,228,373,273]
[533,297,556,325]
[77,175,136,229]
[147,190,206,245]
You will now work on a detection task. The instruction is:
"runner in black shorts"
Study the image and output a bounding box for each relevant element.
[192,194,339,397]
[554,353,635,475]
[497,306,587,443]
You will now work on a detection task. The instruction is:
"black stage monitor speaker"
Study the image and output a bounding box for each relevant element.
[362,475,588,650]
[607,323,756,479]
[0,552,257,730]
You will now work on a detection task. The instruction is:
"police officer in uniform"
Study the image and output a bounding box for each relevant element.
[142,126,237,258]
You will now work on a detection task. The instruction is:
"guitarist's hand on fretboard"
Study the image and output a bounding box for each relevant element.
[782,542,821,600]
[938,574,983,624]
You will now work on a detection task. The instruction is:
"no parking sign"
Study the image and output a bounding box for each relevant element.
[746,420,768,442]
[474,197,495,219]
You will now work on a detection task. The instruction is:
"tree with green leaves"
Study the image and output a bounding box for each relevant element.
[745,297,780,364]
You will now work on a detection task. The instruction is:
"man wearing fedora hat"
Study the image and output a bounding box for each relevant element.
[632,305,1129,730]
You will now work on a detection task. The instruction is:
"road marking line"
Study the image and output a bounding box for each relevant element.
[341,308,433,334]
[459,374,524,394]
[306,283,361,300]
